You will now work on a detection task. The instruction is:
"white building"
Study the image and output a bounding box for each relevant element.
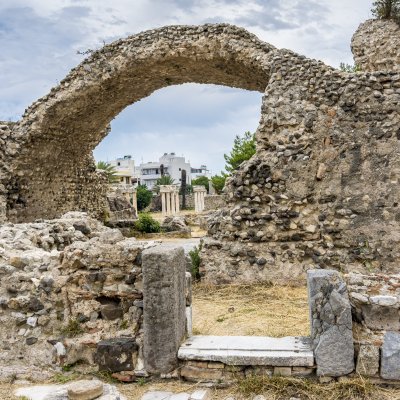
[140,153,200,190]
[109,155,140,185]
[191,164,211,180]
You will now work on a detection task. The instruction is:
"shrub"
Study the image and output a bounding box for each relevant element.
[136,184,153,211]
[134,213,161,233]
[372,0,400,24]
[189,240,203,280]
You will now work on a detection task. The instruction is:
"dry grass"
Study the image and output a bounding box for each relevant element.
[235,375,400,400]
[192,283,310,337]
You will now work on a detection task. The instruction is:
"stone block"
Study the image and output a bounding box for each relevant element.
[142,245,186,374]
[307,270,354,377]
[381,331,400,380]
[361,304,400,330]
[94,338,137,372]
[273,367,292,376]
[180,365,223,382]
[356,345,379,376]
[67,380,103,400]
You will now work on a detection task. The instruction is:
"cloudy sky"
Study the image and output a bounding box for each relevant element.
[1,0,372,174]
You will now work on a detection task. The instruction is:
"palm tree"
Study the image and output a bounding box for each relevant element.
[153,175,175,193]
[96,161,119,184]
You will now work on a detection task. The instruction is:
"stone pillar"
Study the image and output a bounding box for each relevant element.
[166,191,171,215]
[307,270,354,377]
[142,245,186,374]
[193,185,206,213]
[161,190,167,216]
[174,187,180,214]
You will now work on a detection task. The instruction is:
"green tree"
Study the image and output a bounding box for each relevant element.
[372,0,400,22]
[136,184,153,211]
[211,173,228,194]
[96,161,119,183]
[339,62,361,73]
[153,175,176,193]
[191,176,209,192]
[224,131,256,173]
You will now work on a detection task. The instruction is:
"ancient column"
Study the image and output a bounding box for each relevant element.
[160,186,168,216]
[174,186,180,214]
[193,185,206,213]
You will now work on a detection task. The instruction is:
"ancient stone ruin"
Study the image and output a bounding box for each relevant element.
[0,17,400,387]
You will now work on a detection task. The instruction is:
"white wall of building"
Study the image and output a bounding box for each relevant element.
[140,153,198,190]
[109,155,140,185]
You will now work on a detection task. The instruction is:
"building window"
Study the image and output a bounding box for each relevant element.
[117,162,121,166]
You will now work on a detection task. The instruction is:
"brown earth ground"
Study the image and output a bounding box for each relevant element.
[4,284,400,399]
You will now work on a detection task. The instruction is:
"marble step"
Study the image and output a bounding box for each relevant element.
[178,335,314,367]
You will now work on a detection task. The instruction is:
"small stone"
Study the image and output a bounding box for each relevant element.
[26,337,38,345]
[67,379,103,400]
[370,295,397,307]
[356,345,379,376]
[319,376,334,383]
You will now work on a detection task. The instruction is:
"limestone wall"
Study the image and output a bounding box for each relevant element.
[352,19,400,72]
[204,194,226,211]
[0,212,154,382]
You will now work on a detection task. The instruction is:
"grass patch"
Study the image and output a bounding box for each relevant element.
[60,319,84,337]
[236,375,384,400]
[192,283,309,337]
[52,372,80,384]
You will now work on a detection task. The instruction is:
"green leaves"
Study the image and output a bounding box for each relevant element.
[372,0,400,23]
[136,184,153,211]
[96,161,119,184]
[224,131,256,173]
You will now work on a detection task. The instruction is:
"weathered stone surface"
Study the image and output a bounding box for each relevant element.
[381,332,400,380]
[142,245,186,374]
[356,345,379,377]
[67,380,103,400]
[162,216,191,234]
[141,392,173,400]
[190,389,211,400]
[352,19,400,72]
[94,338,138,372]
[14,382,126,400]
[178,335,314,366]
[307,270,354,376]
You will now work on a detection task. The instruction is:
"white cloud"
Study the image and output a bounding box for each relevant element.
[1,0,374,171]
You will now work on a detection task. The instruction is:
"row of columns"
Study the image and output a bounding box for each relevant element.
[193,185,207,213]
[160,185,180,216]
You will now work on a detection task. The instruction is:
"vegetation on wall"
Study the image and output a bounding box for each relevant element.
[372,0,400,23]
[339,62,361,73]
[96,161,119,183]
[136,184,153,211]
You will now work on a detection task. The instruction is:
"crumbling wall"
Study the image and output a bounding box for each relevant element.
[352,19,400,72]
[0,212,156,382]
[202,20,400,284]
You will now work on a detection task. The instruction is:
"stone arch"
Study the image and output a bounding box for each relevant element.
[4,24,277,222]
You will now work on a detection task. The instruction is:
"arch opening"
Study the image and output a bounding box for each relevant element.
[7,24,274,222]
